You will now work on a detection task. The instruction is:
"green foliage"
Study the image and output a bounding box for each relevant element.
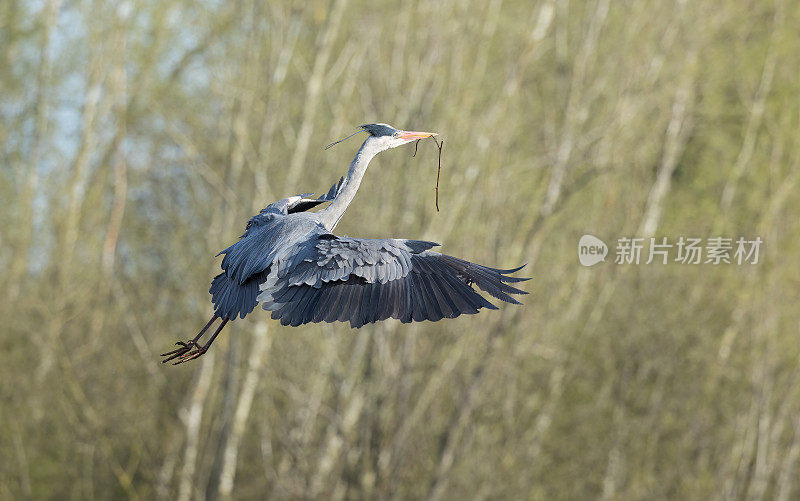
[1,0,799,498]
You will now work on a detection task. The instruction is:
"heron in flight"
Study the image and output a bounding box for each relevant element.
[162,123,529,364]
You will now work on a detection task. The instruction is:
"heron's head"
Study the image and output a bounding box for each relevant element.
[360,123,437,152]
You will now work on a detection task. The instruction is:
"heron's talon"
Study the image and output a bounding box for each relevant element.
[172,348,207,365]
[160,316,227,366]
[160,340,200,362]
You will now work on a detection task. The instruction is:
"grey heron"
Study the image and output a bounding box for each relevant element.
[162,123,529,364]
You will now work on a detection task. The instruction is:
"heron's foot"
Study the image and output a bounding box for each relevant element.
[170,346,208,365]
[161,316,227,366]
[161,340,200,364]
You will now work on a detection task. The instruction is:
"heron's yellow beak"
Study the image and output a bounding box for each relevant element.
[397,130,438,141]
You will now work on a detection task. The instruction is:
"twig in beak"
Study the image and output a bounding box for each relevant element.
[411,136,444,212]
[433,137,443,212]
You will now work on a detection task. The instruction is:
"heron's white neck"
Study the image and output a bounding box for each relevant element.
[318,138,382,231]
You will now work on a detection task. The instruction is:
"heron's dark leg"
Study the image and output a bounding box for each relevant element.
[171,318,229,365]
[161,315,218,363]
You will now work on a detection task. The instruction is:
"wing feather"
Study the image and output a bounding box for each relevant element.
[257,234,529,328]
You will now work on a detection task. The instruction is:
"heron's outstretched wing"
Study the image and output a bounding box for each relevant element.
[257,235,529,328]
[212,212,326,321]
[209,218,292,320]
[286,177,344,214]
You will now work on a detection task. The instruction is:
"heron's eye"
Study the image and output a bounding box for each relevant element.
[392,131,400,138]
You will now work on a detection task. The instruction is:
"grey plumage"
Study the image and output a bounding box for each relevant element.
[212,193,527,328]
[254,239,527,328]
[164,123,529,364]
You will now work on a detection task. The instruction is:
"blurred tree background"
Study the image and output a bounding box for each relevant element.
[2,0,800,498]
